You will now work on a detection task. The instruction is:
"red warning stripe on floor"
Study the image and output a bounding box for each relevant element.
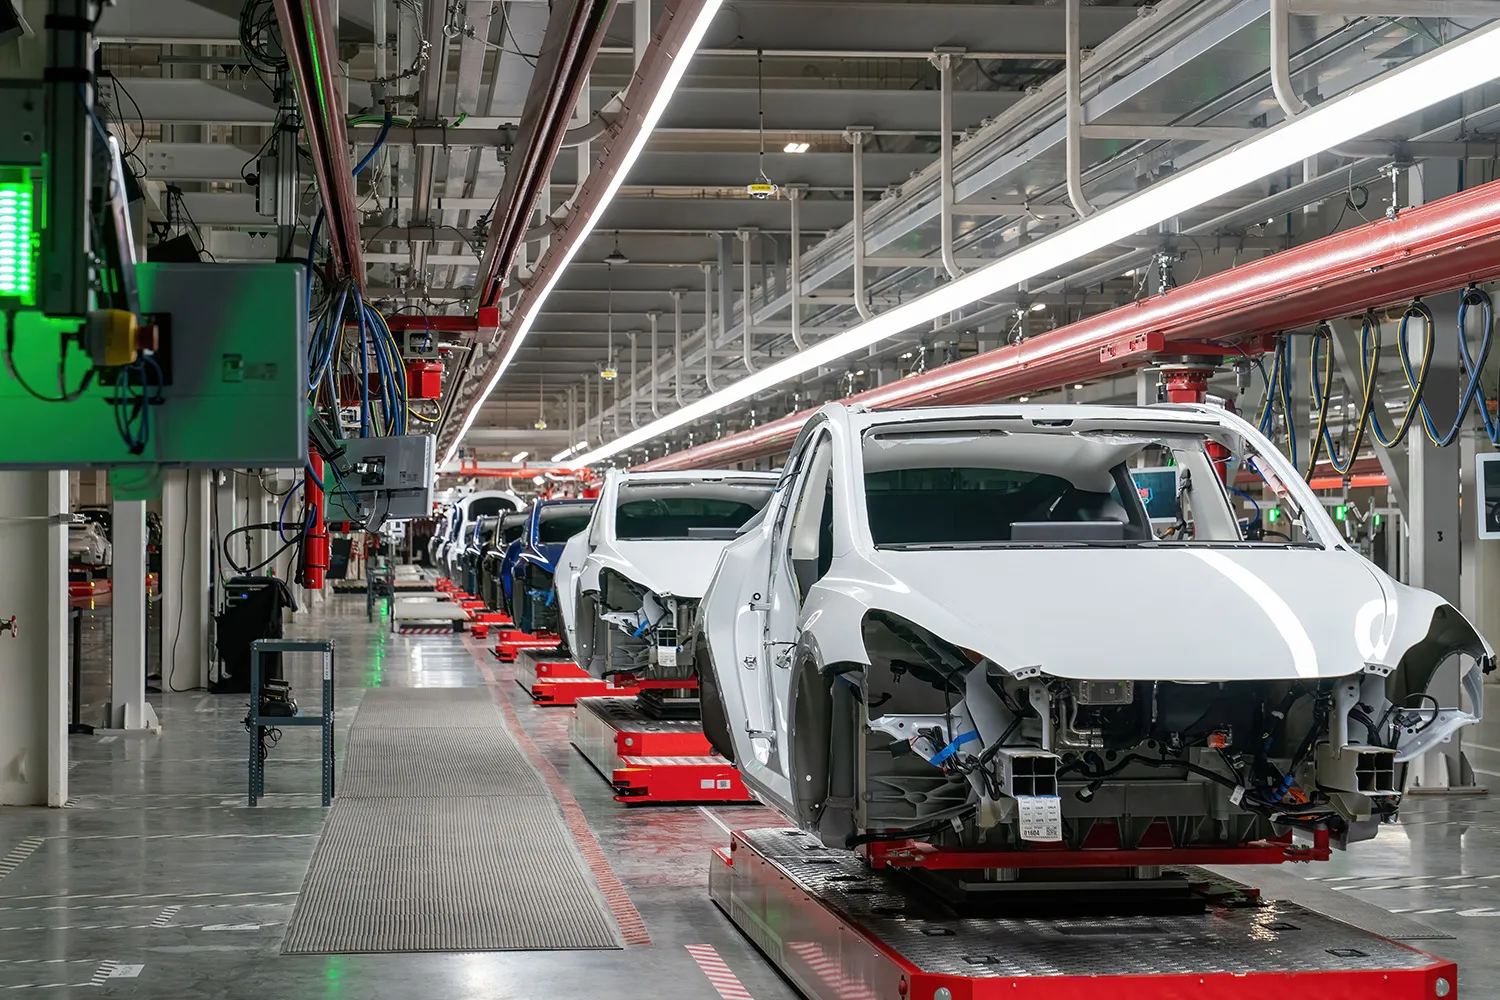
[465,637,651,947]
[685,944,754,1000]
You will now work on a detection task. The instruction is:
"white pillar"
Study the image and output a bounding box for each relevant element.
[162,470,211,692]
[0,472,70,806]
[109,499,157,729]
[210,471,236,612]
[1407,156,1470,791]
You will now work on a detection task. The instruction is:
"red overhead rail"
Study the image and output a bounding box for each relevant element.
[637,175,1500,471]
[476,0,615,307]
[273,0,364,283]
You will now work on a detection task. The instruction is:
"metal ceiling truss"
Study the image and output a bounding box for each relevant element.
[554,0,1497,463]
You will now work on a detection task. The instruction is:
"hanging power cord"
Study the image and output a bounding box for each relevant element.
[1305,299,1436,480]
[1416,286,1495,446]
[1254,334,1298,469]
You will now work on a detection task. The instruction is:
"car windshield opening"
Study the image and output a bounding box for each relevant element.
[468,497,512,519]
[538,506,593,544]
[861,423,1323,548]
[615,481,776,540]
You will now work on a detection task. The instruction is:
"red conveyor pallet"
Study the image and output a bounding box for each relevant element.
[493,629,560,662]
[570,696,750,804]
[511,653,636,705]
[710,828,1460,1000]
[530,674,641,706]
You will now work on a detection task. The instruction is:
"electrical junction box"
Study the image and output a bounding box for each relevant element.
[406,360,442,399]
[323,433,435,527]
[401,329,441,359]
[0,263,307,468]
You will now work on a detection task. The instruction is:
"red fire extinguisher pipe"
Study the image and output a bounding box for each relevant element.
[304,451,329,590]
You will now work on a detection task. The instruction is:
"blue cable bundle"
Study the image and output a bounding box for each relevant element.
[113,356,164,456]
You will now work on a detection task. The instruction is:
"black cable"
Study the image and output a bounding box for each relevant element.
[497,0,540,67]
[239,0,288,75]
[3,312,95,403]
[845,808,977,848]
[1061,750,1242,792]
[101,72,146,155]
[1399,693,1442,737]
[221,519,311,576]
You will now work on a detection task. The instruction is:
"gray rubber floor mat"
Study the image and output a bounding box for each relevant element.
[1205,864,1454,941]
[350,687,504,728]
[283,798,622,953]
[338,726,545,798]
[282,687,623,954]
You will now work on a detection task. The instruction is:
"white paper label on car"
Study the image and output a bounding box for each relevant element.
[657,645,678,668]
[1017,795,1063,842]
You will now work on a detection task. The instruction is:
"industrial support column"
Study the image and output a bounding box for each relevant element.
[0,472,70,806]
[109,499,157,729]
[1406,155,1472,792]
[163,470,212,692]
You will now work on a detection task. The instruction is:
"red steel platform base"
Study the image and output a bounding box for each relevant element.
[711,828,1458,1000]
[570,696,751,804]
[493,629,559,662]
[512,652,639,705]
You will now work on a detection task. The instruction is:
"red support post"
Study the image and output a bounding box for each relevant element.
[304,452,329,590]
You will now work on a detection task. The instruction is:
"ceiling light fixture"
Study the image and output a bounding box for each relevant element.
[566,25,1500,468]
[440,0,726,467]
[549,440,590,462]
[511,451,529,463]
[1029,301,1048,312]
[603,232,629,265]
[747,49,779,199]
[783,141,810,154]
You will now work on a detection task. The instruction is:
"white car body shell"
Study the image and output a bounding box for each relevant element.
[699,402,1493,821]
[556,469,781,668]
[440,490,523,579]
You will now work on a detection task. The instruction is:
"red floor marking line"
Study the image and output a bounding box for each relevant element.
[685,944,754,1000]
[464,637,651,947]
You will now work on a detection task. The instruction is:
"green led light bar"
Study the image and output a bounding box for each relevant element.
[0,180,36,306]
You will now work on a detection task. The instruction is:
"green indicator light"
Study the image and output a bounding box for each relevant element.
[1374,513,1382,527]
[0,179,34,305]
[1267,507,1280,523]
[1335,504,1347,521]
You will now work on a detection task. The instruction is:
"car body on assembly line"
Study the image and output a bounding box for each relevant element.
[509,498,596,638]
[482,511,529,614]
[555,469,779,681]
[438,490,522,582]
[697,402,1492,859]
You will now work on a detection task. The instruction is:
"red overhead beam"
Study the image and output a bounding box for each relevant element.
[637,175,1500,471]
[476,0,615,308]
[382,308,500,334]
[274,0,364,283]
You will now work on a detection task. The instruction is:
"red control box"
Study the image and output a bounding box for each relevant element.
[406,361,443,399]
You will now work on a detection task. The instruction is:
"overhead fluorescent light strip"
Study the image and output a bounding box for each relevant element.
[568,21,1500,468]
[442,0,726,466]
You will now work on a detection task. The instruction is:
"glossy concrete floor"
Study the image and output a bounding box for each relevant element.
[3,593,1500,997]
